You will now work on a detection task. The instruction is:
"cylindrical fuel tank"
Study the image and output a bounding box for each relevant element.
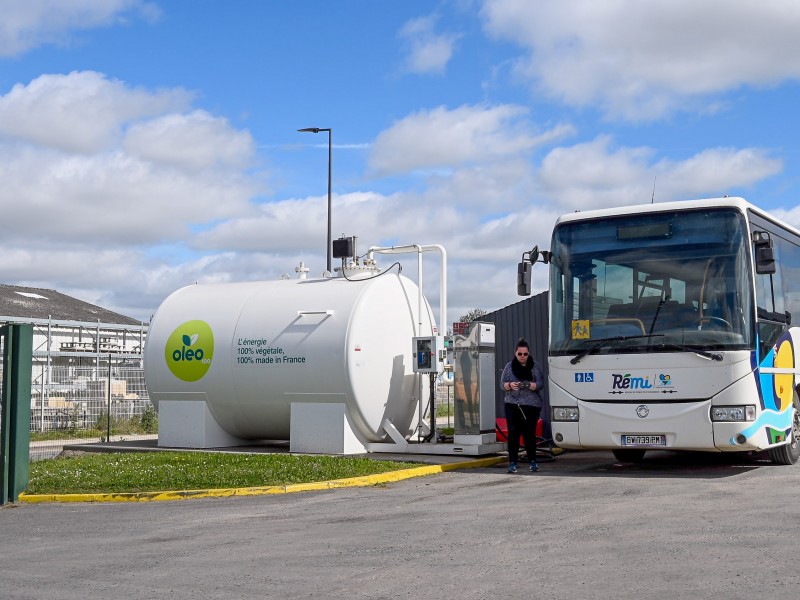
[144,273,436,442]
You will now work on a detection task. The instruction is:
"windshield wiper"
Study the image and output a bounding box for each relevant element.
[569,334,724,364]
[570,334,664,365]
[650,342,723,361]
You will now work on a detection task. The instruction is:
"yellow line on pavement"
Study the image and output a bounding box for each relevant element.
[18,456,504,504]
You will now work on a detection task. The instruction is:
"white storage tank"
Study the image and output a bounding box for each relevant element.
[144,271,436,443]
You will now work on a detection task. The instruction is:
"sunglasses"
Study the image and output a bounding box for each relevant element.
[516,352,529,356]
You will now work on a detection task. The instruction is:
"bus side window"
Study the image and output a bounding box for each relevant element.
[754,235,788,360]
[759,321,784,361]
[774,235,800,330]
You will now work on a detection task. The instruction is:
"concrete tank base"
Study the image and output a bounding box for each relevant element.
[157,400,370,455]
[289,403,367,454]
[367,441,507,456]
[155,398,506,456]
[158,400,246,449]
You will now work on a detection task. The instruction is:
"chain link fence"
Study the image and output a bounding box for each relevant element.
[28,365,155,460]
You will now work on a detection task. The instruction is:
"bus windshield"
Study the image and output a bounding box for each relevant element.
[550,207,754,356]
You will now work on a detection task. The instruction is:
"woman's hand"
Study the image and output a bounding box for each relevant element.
[506,381,534,391]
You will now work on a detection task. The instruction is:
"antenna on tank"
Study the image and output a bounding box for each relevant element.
[651,176,657,204]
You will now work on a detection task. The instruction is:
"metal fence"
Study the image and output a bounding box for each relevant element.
[28,365,155,460]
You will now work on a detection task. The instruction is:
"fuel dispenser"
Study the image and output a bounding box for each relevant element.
[453,322,497,445]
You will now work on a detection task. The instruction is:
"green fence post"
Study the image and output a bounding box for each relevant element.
[1,324,9,503]
[1,324,33,504]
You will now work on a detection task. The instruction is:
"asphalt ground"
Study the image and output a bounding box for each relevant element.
[2,448,798,599]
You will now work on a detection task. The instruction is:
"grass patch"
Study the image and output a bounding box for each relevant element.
[30,430,105,442]
[436,401,454,418]
[30,407,158,442]
[26,452,420,495]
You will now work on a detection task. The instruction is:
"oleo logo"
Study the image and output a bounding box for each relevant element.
[165,320,214,382]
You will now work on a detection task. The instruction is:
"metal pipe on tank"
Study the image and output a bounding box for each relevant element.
[366,244,447,333]
[417,248,422,335]
[367,244,446,443]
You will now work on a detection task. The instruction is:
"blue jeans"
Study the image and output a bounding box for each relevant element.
[504,403,542,464]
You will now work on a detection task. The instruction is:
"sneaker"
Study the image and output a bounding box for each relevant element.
[507,463,518,473]
[529,462,539,472]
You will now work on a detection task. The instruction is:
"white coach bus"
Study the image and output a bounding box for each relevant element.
[518,197,800,464]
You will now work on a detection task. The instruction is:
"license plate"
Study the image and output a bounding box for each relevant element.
[621,434,666,447]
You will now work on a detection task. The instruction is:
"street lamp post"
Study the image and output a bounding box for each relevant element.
[297,127,332,274]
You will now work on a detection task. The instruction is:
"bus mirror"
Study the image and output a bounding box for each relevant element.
[517,261,532,296]
[756,245,776,274]
[753,230,776,275]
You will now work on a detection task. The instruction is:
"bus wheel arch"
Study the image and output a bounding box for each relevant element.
[768,392,800,465]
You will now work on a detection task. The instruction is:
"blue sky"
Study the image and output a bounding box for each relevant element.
[1,0,799,326]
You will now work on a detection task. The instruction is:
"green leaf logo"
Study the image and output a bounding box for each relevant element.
[165,320,214,382]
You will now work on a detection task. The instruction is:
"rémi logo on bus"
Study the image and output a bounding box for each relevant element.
[611,373,653,389]
[165,320,214,382]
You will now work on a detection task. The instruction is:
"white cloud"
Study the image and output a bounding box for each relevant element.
[195,196,347,253]
[0,0,159,57]
[654,148,783,197]
[536,136,656,209]
[369,103,574,177]
[769,207,800,233]
[481,0,800,120]
[0,71,264,284]
[417,158,537,211]
[536,136,782,210]
[123,110,256,171]
[0,70,375,321]
[0,146,260,245]
[0,71,191,153]
[398,15,460,75]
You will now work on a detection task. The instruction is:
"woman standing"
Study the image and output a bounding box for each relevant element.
[499,338,545,473]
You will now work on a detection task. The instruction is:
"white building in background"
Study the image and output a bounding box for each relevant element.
[0,284,149,430]
[0,283,147,369]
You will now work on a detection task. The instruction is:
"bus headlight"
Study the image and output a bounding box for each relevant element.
[553,406,579,421]
[711,406,756,422]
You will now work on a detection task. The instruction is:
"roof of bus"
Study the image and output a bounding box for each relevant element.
[552,196,800,237]
[554,197,749,224]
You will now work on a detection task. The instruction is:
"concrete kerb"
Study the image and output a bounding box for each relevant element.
[17,456,505,504]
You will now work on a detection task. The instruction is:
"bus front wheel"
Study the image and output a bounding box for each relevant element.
[612,449,646,463]
[768,394,800,466]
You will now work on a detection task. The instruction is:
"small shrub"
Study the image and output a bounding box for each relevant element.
[94,410,110,432]
[140,405,158,433]
[68,405,80,435]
